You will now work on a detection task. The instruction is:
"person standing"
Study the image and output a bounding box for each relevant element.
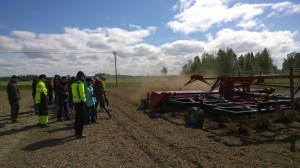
[68,76,75,110]
[31,76,38,114]
[35,74,49,127]
[85,78,97,124]
[71,71,87,138]
[57,76,71,121]
[7,75,21,123]
[53,75,60,106]
[101,76,113,114]
[46,78,53,105]
[94,77,112,118]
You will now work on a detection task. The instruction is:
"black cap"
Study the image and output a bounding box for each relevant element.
[39,74,47,78]
[77,71,85,78]
[11,75,20,79]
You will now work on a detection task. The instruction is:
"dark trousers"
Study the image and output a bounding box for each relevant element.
[86,105,97,123]
[38,102,48,116]
[54,92,58,105]
[9,101,19,122]
[48,94,53,105]
[68,97,73,109]
[32,92,37,113]
[74,102,86,135]
[57,101,70,119]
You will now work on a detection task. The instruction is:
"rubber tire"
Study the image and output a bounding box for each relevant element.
[186,107,205,128]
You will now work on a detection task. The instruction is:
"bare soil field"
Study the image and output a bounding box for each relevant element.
[0,88,300,168]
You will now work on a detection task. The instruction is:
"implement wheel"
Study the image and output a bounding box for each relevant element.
[186,107,205,128]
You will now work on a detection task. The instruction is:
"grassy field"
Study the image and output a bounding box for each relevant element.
[0,77,145,91]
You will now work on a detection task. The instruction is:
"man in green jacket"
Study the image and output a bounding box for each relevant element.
[35,74,49,127]
[71,71,87,138]
[7,75,21,123]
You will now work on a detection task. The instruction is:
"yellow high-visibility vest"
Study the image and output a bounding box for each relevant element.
[35,80,47,104]
[101,80,106,91]
[71,81,86,103]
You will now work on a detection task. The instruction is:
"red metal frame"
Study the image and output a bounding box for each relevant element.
[147,67,299,112]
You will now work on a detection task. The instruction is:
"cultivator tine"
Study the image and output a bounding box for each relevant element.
[184,75,211,86]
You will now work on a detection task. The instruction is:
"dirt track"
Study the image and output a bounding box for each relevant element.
[0,88,300,168]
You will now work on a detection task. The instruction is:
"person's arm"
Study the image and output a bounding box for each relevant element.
[63,85,69,98]
[9,84,19,101]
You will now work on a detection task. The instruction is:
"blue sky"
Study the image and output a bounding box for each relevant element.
[0,0,300,76]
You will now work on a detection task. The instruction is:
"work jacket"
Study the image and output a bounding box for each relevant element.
[35,80,48,104]
[71,80,86,103]
[101,80,106,92]
[85,84,97,107]
[58,82,69,104]
[7,81,21,102]
[93,80,104,101]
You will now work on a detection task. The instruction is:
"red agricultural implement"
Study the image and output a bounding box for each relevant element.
[141,68,300,128]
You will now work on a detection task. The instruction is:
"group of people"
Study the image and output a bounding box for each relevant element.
[6,71,112,138]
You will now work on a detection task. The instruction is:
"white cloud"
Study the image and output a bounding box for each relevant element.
[167,0,300,34]
[11,31,36,39]
[0,27,157,76]
[205,33,213,41]
[271,1,300,15]
[0,26,299,76]
[0,36,22,51]
[167,0,271,34]
[120,43,159,57]
[129,24,142,30]
[177,0,196,11]
[206,28,299,68]
[160,40,206,56]
[237,20,257,29]
[158,29,299,72]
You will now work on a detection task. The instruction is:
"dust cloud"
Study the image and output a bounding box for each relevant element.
[128,75,213,105]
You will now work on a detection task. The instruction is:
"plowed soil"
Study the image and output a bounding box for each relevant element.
[0,88,300,168]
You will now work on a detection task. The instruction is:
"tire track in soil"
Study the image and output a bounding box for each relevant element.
[111,105,196,167]
[108,92,203,167]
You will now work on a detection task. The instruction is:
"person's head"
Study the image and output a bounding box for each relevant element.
[85,77,93,86]
[11,75,20,83]
[95,77,100,81]
[39,74,47,82]
[71,76,76,82]
[61,76,68,83]
[101,76,107,81]
[77,71,85,81]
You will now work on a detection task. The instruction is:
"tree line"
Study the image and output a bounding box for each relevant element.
[181,48,300,76]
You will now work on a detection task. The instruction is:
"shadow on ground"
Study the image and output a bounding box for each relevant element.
[0,110,36,121]
[22,136,76,151]
[0,124,38,136]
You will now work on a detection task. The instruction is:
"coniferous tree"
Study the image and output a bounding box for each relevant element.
[190,56,202,74]
[216,48,237,75]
